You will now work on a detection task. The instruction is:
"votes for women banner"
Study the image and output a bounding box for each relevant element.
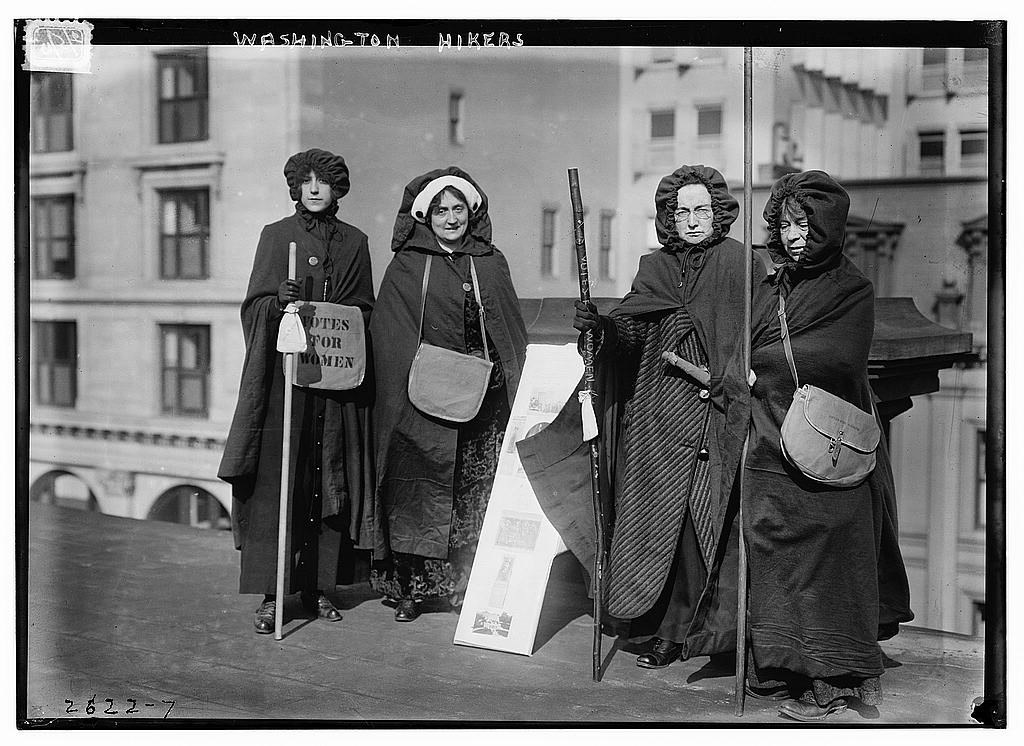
[292,302,366,390]
[453,343,581,656]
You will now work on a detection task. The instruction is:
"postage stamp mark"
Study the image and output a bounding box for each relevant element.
[23,19,94,74]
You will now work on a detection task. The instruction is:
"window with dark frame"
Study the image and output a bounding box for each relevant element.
[650,109,675,140]
[599,210,614,281]
[32,195,76,279]
[696,104,722,137]
[34,320,77,407]
[805,71,825,108]
[960,128,988,169]
[541,208,556,277]
[962,47,988,88]
[161,324,210,417]
[872,94,889,126]
[159,188,210,279]
[31,72,73,153]
[918,130,946,175]
[157,51,209,143]
[823,78,843,113]
[449,90,465,145]
[921,47,947,92]
[972,601,986,637]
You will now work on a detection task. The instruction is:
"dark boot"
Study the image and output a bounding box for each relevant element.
[253,596,276,635]
[302,590,342,622]
[635,637,684,669]
[394,599,421,622]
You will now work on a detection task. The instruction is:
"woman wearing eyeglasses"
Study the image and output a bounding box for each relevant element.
[569,164,754,670]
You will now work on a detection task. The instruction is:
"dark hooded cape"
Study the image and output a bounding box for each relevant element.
[370,167,529,560]
[519,165,757,657]
[218,208,376,593]
[745,170,913,686]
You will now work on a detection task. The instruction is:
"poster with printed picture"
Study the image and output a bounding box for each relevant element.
[454,344,582,655]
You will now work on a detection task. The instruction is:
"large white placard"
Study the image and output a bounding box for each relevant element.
[453,343,583,655]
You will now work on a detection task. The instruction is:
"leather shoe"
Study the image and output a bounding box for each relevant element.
[778,697,848,722]
[635,637,684,669]
[394,599,421,622]
[253,599,276,635]
[302,592,342,622]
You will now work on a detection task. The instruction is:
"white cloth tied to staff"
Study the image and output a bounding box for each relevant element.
[578,389,598,441]
[278,301,366,390]
[276,302,307,353]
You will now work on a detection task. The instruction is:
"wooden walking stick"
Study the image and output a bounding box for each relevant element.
[734,45,754,716]
[274,241,299,640]
[567,168,606,682]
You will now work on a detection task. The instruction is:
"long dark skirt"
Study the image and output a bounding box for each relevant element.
[626,509,707,642]
[236,389,345,596]
[744,466,884,705]
[370,382,510,604]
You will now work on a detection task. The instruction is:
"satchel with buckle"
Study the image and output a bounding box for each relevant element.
[407,254,494,423]
[776,293,880,487]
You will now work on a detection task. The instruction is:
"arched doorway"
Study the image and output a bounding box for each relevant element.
[30,470,99,511]
[148,484,230,530]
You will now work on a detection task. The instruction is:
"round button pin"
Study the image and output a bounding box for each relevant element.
[308,256,319,266]
[463,282,473,292]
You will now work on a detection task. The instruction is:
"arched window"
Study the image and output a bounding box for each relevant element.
[148,484,230,530]
[30,470,98,511]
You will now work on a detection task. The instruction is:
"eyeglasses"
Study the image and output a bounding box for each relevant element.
[674,207,713,221]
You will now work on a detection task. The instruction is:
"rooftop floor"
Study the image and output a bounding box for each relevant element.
[23,503,986,726]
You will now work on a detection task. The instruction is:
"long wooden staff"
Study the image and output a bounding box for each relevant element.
[567,168,605,682]
[734,45,754,716]
[274,241,298,640]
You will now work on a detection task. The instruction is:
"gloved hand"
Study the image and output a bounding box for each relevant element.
[277,279,301,308]
[572,299,601,333]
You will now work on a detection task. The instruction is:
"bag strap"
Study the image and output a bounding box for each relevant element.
[468,256,490,363]
[417,254,433,344]
[416,253,490,364]
[777,292,801,389]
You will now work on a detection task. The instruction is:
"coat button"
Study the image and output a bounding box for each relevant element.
[698,447,710,460]
[699,389,710,400]
[463,282,473,292]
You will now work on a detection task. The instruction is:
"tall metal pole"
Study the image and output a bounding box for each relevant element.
[972,27,1005,728]
[567,168,605,682]
[734,45,754,717]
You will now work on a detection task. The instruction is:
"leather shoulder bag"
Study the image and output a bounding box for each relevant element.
[776,292,880,487]
[407,254,495,423]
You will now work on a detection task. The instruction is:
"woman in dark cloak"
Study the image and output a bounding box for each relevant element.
[218,148,376,634]
[369,167,528,622]
[745,170,913,720]
[566,164,755,668]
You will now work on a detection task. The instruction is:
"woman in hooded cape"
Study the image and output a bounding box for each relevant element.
[218,148,376,632]
[520,164,756,666]
[368,166,528,621]
[745,170,914,720]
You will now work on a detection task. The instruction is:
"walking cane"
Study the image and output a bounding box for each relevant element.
[734,45,754,716]
[567,168,605,682]
[274,241,299,640]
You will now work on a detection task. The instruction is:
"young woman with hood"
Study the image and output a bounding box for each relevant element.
[218,148,376,634]
[368,167,528,623]
[745,170,914,721]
